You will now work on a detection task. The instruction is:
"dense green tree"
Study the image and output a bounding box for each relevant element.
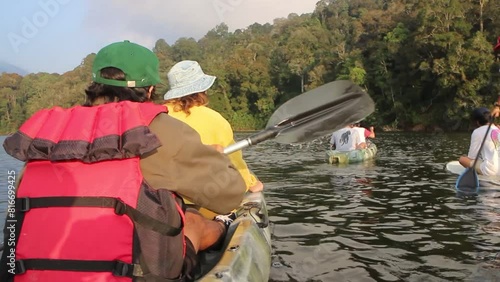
[171,37,202,62]
[1,0,500,133]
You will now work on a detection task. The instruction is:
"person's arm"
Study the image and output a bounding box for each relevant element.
[366,127,375,138]
[218,119,261,192]
[211,144,264,193]
[141,114,246,214]
[492,96,500,118]
[364,128,371,138]
[248,179,263,192]
[330,133,336,149]
[353,130,366,149]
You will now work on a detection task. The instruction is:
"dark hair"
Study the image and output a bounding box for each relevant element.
[84,67,155,106]
[471,107,490,126]
[167,92,209,116]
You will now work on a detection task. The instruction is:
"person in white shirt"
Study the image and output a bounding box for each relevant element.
[353,122,375,144]
[330,124,366,151]
[459,107,500,176]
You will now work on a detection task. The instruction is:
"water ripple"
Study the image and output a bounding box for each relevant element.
[250,133,500,282]
[1,132,499,282]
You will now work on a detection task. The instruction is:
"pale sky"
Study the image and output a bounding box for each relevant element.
[1,0,319,74]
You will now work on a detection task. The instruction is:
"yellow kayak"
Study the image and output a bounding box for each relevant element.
[195,192,271,282]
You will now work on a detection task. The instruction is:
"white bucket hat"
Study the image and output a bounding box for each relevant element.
[164,60,216,100]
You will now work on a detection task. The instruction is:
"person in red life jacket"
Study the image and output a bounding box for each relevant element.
[0,40,246,282]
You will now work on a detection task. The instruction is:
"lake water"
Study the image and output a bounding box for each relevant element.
[0,132,499,281]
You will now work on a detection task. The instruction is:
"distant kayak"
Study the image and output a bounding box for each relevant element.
[326,142,377,164]
[446,161,500,188]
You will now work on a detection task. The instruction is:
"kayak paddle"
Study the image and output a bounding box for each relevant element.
[224,80,375,154]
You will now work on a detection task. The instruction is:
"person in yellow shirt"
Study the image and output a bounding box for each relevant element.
[163,60,264,219]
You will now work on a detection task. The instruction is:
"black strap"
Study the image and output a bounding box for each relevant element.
[15,259,185,281]
[172,192,187,214]
[180,197,187,214]
[16,197,182,236]
[15,259,136,277]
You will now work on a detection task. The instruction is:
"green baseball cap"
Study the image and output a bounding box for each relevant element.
[92,40,161,87]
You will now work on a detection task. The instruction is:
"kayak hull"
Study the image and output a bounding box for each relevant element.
[326,142,377,164]
[195,192,271,282]
[446,161,500,188]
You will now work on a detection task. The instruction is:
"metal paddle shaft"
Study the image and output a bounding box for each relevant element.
[224,80,375,154]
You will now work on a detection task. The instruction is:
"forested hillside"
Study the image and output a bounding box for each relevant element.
[1,0,499,134]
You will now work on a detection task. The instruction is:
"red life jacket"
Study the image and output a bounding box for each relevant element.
[1,101,186,282]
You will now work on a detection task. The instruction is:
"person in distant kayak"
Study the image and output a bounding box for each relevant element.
[330,124,366,151]
[163,60,264,219]
[459,107,500,175]
[353,121,375,144]
[0,41,246,282]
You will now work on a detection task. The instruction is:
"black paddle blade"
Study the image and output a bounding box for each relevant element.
[455,168,479,194]
[224,80,375,154]
[266,80,375,144]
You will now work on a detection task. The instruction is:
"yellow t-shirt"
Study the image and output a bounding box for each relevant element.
[164,103,258,191]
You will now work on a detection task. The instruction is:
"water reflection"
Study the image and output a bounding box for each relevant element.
[0,132,499,281]
[240,132,500,282]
